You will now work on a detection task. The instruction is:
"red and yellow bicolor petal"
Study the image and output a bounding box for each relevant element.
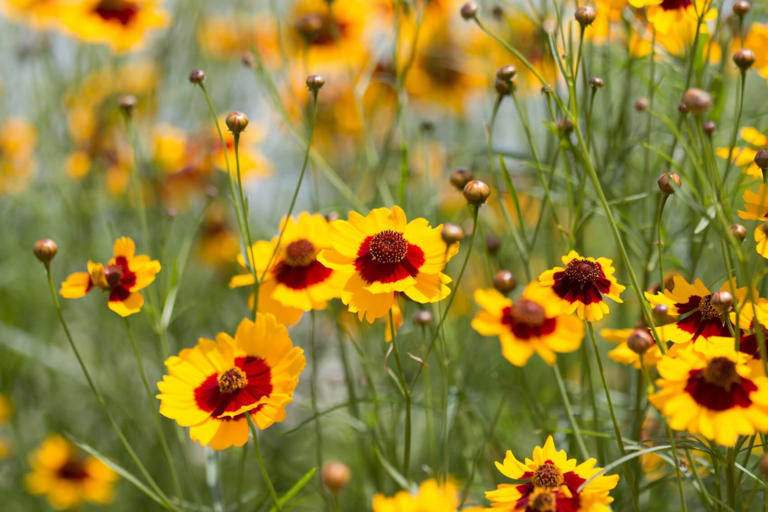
[60,271,93,299]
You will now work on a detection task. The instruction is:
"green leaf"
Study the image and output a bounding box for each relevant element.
[577,445,672,492]
[268,467,317,512]
[374,446,411,490]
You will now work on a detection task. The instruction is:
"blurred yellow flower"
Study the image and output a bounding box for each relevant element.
[0,116,36,194]
[745,23,768,82]
[716,127,767,180]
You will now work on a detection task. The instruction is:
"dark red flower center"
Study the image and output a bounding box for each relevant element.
[660,0,692,10]
[284,239,316,267]
[272,239,332,291]
[501,301,557,340]
[57,459,88,481]
[294,12,349,46]
[515,461,585,512]
[422,41,463,85]
[195,356,272,418]
[104,264,123,288]
[685,358,757,411]
[354,231,425,285]
[93,0,140,25]
[551,258,611,305]
[369,230,408,264]
[512,299,547,326]
[675,294,730,341]
[531,463,563,489]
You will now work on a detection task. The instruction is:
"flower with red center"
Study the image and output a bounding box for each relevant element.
[60,237,160,317]
[24,434,117,510]
[739,185,768,222]
[537,251,625,322]
[318,206,458,322]
[371,478,486,512]
[649,339,768,446]
[471,285,584,366]
[485,435,619,511]
[230,213,345,326]
[628,0,715,35]
[59,0,168,53]
[156,314,306,449]
[716,127,767,180]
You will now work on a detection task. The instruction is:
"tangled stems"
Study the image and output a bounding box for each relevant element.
[41,264,176,511]
[246,415,281,511]
[720,69,747,187]
[388,308,412,479]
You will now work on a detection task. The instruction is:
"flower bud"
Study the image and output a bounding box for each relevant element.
[412,310,434,326]
[241,52,255,68]
[33,239,57,264]
[575,5,596,27]
[463,180,490,205]
[711,291,733,314]
[588,76,604,88]
[681,88,712,115]
[189,69,205,84]
[306,74,325,92]
[627,329,654,355]
[557,118,574,135]
[119,95,136,117]
[494,78,511,96]
[295,13,322,40]
[225,111,249,134]
[485,234,501,255]
[635,97,649,112]
[441,223,465,244]
[733,48,755,70]
[322,461,350,495]
[325,211,340,222]
[460,1,478,20]
[754,149,768,170]
[730,223,747,241]
[493,270,517,294]
[732,0,750,16]
[677,102,689,114]
[657,172,681,195]
[653,303,671,323]
[491,4,504,19]
[496,65,517,81]
[702,121,716,136]
[450,168,474,190]
[205,185,218,198]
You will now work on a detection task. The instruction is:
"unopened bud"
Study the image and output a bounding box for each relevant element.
[627,329,654,354]
[460,1,479,19]
[295,13,322,40]
[496,65,517,81]
[119,95,136,116]
[733,48,755,70]
[588,76,604,88]
[754,149,768,169]
[681,88,712,115]
[450,168,474,190]
[657,172,681,195]
[575,5,596,27]
[33,239,58,264]
[225,111,249,134]
[711,291,733,313]
[463,180,490,205]
[495,78,511,96]
[412,310,434,326]
[322,461,350,494]
[653,303,672,323]
[635,98,649,112]
[325,211,340,222]
[189,69,205,84]
[730,223,747,241]
[733,0,750,16]
[306,74,325,92]
[485,234,501,255]
[702,121,716,136]
[558,118,574,135]
[493,270,516,294]
[241,52,255,68]
[492,4,504,19]
[441,223,465,244]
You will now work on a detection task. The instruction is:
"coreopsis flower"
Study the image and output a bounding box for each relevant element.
[60,237,161,317]
[745,23,768,81]
[197,14,279,63]
[628,0,716,35]
[318,206,458,322]
[372,479,486,512]
[537,251,625,322]
[486,435,619,511]
[645,275,739,343]
[649,339,768,446]
[739,185,768,221]
[230,213,345,326]
[715,127,767,180]
[471,285,584,366]
[755,225,768,260]
[0,116,37,194]
[601,327,667,369]
[157,314,305,449]
[0,0,67,29]
[59,0,168,53]
[24,435,117,510]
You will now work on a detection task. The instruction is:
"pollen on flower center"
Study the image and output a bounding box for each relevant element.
[703,357,740,389]
[531,463,563,489]
[697,295,722,321]
[530,491,557,511]
[369,230,408,264]
[512,299,546,326]
[104,264,123,288]
[218,367,247,393]
[564,259,601,285]
[284,239,316,267]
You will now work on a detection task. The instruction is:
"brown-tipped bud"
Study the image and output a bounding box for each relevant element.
[491,4,504,19]
[681,88,712,115]
[557,118,574,135]
[702,121,716,136]
[730,223,747,241]
[495,78,511,96]
[412,310,434,326]
[635,97,649,112]
[463,179,490,205]
[119,95,136,116]
[627,329,654,355]
[653,303,671,323]
[225,111,249,134]
[588,76,604,88]
[493,270,517,294]
[657,172,681,195]
[575,5,597,27]
[754,149,768,169]
[460,1,478,19]
[496,65,517,81]
[450,168,474,190]
[241,52,255,68]
[711,290,733,313]
[677,102,689,114]
[306,74,325,92]
[733,48,755,70]
[33,239,57,264]
[485,234,501,255]
[189,69,205,84]
[165,208,177,218]
[732,0,750,16]
[295,13,323,40]
[325,211,340,222]
[441,223,465,244]
[322,461,350,495]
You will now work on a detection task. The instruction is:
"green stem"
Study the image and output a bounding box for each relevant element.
[552,363,588,460]
[246,415,281,511]
[232,132,259,320]
[308,311,325,491]
[388,308,412,479]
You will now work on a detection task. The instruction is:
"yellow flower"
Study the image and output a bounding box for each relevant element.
[0,0,68,30]
[601,327,668,369]
[649,339,768,446]
[24,434,117,510]
[230,213,346,326]
[739,185,768,221]
[746,23,768,81]
[472,285,584,366]
[486,435,619,511]
[60,237,161,317]
[716,127,766,180]
[0,116,36,194]
[629,0,716,36]
[156,314,306,449]
[372,479,484,512]
[197,14,280,63]
[537,251,625,322]
[318,206,458,322]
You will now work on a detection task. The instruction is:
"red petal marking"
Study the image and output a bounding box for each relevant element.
[660,0,692,10]
[740,333,761,360]
[194,356,273,418]
[684,369,757,411]
[107,256,137,302]
[354,235,425,284]
[93,1,140,25]
[674,295,730,340]
[273,260,333,290]
[510,466,585,511]
[500,306,557,340]
[551,259,611,305]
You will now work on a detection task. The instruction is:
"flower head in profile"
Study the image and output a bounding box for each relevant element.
[650,339,768,446]
[230,213,345,326]
[486,435,619,511]
[537,251,625,321]
[156,314,306,449]
[716,127,767,180]
[318,206,458,323]
[60,237,160,317]
[472,285,584,366]
[24,434,117,510]
[372,478,486,512]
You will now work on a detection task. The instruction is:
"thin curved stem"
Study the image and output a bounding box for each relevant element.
[389,308,412,479]
[247,415,281,511]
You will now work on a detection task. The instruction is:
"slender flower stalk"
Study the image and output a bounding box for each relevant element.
[308,311,325,491]
[388,308,412,479]
[552,363,588,460]
[247,415,282,511]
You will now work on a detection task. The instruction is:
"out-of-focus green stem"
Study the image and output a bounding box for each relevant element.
[247,415,281,511]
